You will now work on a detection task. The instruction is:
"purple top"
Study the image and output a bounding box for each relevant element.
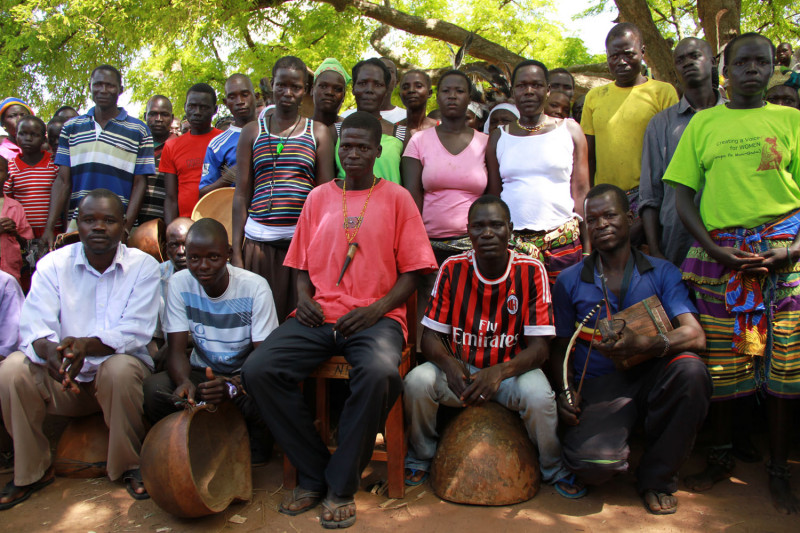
[0,270,24,357]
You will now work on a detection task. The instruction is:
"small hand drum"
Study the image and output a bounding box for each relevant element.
[140,402,251,517]
[431,402,540,505]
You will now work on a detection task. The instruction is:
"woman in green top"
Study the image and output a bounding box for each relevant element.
[334,58,406,184]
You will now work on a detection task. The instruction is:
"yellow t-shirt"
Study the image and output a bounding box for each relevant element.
[581,79,678,191]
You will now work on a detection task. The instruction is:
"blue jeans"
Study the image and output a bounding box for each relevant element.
[403,361,570,483]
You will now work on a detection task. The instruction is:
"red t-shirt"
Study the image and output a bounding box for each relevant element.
[5,152,58,237]
[159,129,221,217]
[284,179,438,340]
[423,250,555,368]
[0,196,34,283]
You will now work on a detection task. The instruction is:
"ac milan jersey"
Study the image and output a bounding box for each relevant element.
[422,250,555,368]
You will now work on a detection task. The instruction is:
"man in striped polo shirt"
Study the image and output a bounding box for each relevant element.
[43,64,155,248]
[404,195,585,499]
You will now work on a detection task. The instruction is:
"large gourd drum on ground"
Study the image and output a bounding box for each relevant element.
[140,402,251,518]
[54,413,109,478]
[191,188,235,245]
[431,402,540,505]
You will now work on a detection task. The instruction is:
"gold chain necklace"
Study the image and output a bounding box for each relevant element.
[342,176,377,243]
[517,115,547,133]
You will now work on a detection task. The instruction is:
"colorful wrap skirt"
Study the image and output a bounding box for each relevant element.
[511,216,583,286]
[681,208,800,400]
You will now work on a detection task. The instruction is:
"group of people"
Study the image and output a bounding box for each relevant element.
[0,20,799,528]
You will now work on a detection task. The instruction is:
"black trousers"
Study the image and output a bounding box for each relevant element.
[242,317,403,498]
[143,368,263,426]
[562,353,712,493]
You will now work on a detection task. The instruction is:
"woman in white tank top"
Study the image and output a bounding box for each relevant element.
[486,60,590,286]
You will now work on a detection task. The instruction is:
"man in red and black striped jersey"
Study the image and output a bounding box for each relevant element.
[404,195,586,498]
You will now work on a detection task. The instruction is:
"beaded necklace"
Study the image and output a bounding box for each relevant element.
[265,113,302,211]
[336,175,378,285]
[516,114,547,133]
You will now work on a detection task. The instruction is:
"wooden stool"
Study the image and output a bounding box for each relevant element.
[283,295,416,499]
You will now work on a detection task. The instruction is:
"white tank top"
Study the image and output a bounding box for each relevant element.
[497,119,576,231]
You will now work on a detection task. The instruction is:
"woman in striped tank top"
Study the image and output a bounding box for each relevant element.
[233,55,335,321]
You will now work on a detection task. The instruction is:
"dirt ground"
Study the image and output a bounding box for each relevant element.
[1,439,798,533]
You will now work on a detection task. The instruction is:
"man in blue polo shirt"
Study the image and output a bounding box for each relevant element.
[551,184,711,515]
[43,64,155,248]
[198,74,257,198]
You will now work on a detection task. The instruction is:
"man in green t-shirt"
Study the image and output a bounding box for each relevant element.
[664,32,800,515]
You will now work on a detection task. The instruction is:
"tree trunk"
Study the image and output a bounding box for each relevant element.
[614,0,678,84]
[697,0,741,54]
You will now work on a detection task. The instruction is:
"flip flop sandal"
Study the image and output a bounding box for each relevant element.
[123,469,150,500]
[404,468,429,486]
[0,470,55,511]
[320,498,356,529]
[279,487,322,516]
[554,474,588,499]
[641,489,677,515]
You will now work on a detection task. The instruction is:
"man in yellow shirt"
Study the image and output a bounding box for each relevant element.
[581,23,678,222]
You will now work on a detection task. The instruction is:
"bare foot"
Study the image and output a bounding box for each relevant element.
[769,469,800,514]
[684,463,732,492]
[643,489,677,515]
[320,495,356,529]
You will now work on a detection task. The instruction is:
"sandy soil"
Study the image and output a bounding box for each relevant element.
[1,442,798,533]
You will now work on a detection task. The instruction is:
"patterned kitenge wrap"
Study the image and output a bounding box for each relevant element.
[511,216,583,286]
[681,208,800,400]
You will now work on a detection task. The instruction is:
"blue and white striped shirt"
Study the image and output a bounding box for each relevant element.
[55,107,156,219]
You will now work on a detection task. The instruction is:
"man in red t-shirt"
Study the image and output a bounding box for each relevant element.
[403,195,585,498]
[242,112,437,529]
[160,84,220,223]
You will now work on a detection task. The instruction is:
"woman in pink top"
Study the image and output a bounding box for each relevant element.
[402,70,489,265]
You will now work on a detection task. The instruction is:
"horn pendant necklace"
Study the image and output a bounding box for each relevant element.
[337,176,377,286]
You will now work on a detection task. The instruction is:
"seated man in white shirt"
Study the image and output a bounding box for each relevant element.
[0,189,160,508]
[143,218,279,463]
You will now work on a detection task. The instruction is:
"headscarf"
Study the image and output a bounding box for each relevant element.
[483,103,519,134]
[314,58,351,85]
[0,97,33,120]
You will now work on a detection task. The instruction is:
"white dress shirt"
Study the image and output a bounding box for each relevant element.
[19,242,160,381]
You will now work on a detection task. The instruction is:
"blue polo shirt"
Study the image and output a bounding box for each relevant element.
[199,126,241,190]
[553,248,696,380]
[55,107,156,219]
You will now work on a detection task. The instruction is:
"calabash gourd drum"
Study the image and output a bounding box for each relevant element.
[431,402,540,505]
[191,187,235,245]
[54,413,109,478]
[128,218,166,262]
[140,402,251,517]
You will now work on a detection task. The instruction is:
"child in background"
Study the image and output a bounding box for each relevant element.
[46,116,67,154]
[544,91,572,119]
[0,179,33,284]
[5,116,59,239]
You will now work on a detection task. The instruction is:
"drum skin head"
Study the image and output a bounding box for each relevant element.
[191,188,234,245]
[140,402,252,517]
